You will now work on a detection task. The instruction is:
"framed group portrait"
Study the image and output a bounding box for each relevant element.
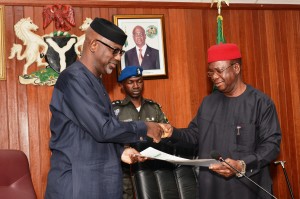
[113,14,168,79]
[0,6,5,80]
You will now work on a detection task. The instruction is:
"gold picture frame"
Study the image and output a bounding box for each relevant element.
[113,14,168,79]
[0,5,5,80]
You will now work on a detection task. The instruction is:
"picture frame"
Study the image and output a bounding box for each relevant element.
[113,14,168,79]
[0,6,5,80]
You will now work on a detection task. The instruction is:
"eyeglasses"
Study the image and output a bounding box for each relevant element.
[207,63,236,78]
[133,33,145,38]
[95,39,125,56]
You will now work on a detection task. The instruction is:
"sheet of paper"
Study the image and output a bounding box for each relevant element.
[140,147,219,167]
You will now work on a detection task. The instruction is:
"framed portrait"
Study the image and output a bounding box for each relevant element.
[113,14,168,79]
[0,6,5,80]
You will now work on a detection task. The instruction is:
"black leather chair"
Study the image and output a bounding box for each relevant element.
[0,149,37,199]
[131,140,198,199]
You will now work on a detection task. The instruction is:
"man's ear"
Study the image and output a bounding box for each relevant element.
[233,63,241,75]
[119,82,125,93]
[89,40,97,53]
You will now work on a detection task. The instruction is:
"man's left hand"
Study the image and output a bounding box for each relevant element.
[209,158,242,178]
[121,147,147,164]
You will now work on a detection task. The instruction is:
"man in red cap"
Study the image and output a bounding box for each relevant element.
[163,43,282,199]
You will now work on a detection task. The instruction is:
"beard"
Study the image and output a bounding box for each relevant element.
[106,67,113,74]
[105,62,115,74]
[105,60,118,74]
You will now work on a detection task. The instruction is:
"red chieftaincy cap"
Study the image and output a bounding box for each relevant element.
[207,43,241,63]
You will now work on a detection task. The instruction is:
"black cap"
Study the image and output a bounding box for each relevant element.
[90,17,127,46]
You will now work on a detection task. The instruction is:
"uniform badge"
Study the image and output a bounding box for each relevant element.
[114,109,120,116]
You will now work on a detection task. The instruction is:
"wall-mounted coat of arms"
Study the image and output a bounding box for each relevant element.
[8,5,92,86]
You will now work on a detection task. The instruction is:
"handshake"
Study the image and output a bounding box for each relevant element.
[122,122,173,164]
[145,122,173,143]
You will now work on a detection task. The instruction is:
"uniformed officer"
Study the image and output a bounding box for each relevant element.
[113,66,168,124]
[112,66,169,199]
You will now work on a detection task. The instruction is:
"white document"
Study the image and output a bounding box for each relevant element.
[140,147,219,167]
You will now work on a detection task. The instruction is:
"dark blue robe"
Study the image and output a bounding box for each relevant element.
[45,61,147,199]
[172,85,281,199]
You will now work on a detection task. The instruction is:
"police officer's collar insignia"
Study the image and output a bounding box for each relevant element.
[112,100,121,105]
[145,98,154,104]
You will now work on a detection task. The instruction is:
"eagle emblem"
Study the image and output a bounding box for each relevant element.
[43,4,75,31]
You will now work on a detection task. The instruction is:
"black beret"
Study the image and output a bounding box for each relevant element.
[90,17,127,46]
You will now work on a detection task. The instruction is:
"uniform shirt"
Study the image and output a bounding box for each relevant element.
[172,85,282,199]
[45,61,147,199]
[112,96,168,124]
[112,96,174,169]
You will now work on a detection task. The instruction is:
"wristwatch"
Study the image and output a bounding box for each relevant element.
[236,160,246,178]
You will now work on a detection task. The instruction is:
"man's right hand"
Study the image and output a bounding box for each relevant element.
[145,122,163,143]
[159,123,173,138]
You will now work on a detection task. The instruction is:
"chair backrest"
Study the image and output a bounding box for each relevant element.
[0,149,37,199]
[131,141,198,199]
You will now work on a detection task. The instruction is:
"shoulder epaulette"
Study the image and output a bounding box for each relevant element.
[145,99,162,108]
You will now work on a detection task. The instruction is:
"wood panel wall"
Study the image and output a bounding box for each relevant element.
[0,1,299,198]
